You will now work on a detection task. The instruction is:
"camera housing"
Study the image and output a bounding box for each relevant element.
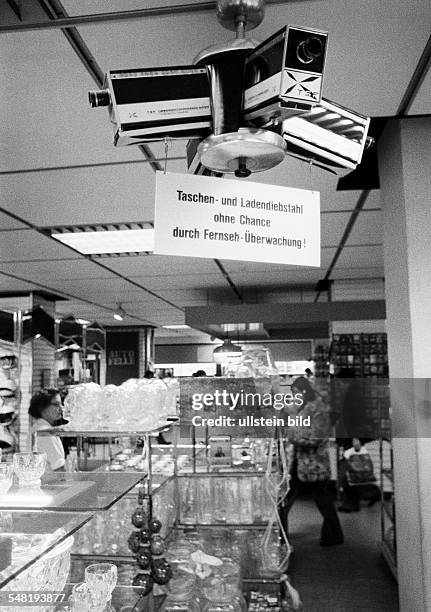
[92,66,212,146]
[243,25,328,125]
[281,98,371,174]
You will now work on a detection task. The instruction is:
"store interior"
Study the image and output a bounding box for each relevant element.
[1,0,431,610]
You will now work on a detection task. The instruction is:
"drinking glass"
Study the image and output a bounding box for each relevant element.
[85,563,117,606]
[13,452,46,488]
[0,463,13,494]
[198,477,213,524]
[70,582,91,611]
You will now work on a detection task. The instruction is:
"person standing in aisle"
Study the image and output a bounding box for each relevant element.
[28,388,66,471]
[338,437,380,512]
[283,377,344,546]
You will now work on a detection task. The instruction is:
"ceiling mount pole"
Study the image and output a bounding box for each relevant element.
[216,0,265,32]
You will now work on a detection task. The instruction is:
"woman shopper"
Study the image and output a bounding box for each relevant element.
[283,377,344,546]
[28,388,66,471]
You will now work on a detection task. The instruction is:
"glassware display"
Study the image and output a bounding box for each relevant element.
[13,452,46,488]
[71,479,176,557]
[84,563,118,609]
[178,476,272,525]
[202,591,243,612]
[224,346,279,379]
[0,535,74,612]
[201,556,245,611]
[159,571,201,612]
[0,463,13,494]
[69,582,93,611]
[63,378,179,432]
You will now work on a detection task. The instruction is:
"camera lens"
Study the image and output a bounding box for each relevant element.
[297,36,323,64]
[88,90,110,108]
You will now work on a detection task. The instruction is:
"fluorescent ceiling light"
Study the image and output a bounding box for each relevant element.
[113,304,126,321]
[52,228,154,255]
[162,325,191,330]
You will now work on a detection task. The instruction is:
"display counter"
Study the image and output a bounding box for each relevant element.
[0,472,144,512]
[0,510,92,589]
[0,370,299,610]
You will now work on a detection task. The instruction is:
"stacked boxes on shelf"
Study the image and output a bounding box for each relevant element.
[312,343,330,378]
[331,333,388,378]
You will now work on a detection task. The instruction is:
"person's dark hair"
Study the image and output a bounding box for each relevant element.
[28,388,59,419]
[144,370,154,379]
[193,370,207,377]
[291,376,316,403]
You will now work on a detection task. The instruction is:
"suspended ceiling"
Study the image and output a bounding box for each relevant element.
[0,0,429,339]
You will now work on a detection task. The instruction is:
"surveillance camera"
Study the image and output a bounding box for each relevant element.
[243,26,328,125]
[89,67,212,146]
[281,98,371,174]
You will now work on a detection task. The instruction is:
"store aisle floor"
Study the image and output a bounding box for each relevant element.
[288,498,399,612]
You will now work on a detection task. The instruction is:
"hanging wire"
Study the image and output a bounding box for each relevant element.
[308,158,315,193]
[164,137,171,174]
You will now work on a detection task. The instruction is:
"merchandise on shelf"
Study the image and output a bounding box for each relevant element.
[166,526,282,582]
[63,378,179,432]
[0,346,20,456]
[179,475,273,525]
[72,478,177,556]
[331,333,388,378]
[312,343,330,378]
[224,347,279,379]
[0,531,73,612]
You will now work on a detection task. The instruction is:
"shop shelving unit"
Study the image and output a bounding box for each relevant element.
[32,421,180,540]
[330,333,388,378]
[379,435,397,581]
[312,342,330,378]
[13,410,287,605]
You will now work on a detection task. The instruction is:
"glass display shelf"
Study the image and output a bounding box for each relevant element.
[34,422,174,438]
[0,510,92,589]
[0,472,144,512]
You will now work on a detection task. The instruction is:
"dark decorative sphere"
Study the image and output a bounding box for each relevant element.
[127,531,141,554]
[136,549,152,570]
[139,528,151,544]
[148,518,162,534]
[132,572,153,596]
[151,556,166,570]
[150,535,165,556]
[151,562,173,585]
[131,507,147,529]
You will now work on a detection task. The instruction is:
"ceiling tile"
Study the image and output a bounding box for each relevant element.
[346,210,382,245]
[2,259,115,280]
[335,245,383,269]
[102,255,220,276]
[0,230,79,262]
[0,212,29,230]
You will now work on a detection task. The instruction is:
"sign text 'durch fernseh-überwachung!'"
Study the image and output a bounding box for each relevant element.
[154,172,320,266]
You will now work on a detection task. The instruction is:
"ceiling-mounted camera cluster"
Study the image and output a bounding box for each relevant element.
[89,0,370,177]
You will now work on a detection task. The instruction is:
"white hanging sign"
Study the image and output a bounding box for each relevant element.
[153,171,320,266]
